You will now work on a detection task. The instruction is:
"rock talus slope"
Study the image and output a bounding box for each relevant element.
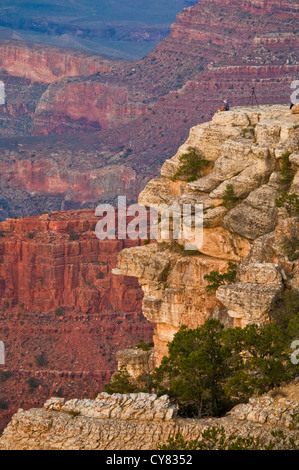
[115,105,299,363]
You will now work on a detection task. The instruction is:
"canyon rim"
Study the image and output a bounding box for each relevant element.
[0,0,298,452]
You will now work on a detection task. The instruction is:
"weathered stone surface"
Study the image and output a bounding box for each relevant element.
[115,105,299,360]
[0,383,297,450]
[291,103,299,114]
[238,263,283,285]
[275,128,299,159]
[0,210,154,432]
[229,386,299,428]
[116,348,155,385]
[44,393,177,422]
[289,151,299,169]
[223,186,279,240]
[216,283,283,325]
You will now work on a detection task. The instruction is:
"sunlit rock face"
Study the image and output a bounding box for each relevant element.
[115,105,299,364]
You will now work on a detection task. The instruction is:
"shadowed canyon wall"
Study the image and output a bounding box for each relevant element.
[0,210,153,432]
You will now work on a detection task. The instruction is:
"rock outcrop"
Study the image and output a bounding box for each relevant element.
[0,210,153,432]
[0,383,297,450]
[115,105,299,363]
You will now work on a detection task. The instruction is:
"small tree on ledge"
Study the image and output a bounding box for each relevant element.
[104,365,139,394]
[173,147,209,182]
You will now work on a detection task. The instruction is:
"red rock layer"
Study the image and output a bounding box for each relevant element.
[0,40,118,84]
[33,79,147,134]
[0,210,154,432]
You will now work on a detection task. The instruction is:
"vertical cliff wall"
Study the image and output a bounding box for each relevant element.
[114,105,299,364]
[0,210,153,432]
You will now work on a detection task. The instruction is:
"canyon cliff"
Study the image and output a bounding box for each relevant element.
[0,0,298,218]
[0,210,153,432]
[1,104,299,449]
[114,105,299,363]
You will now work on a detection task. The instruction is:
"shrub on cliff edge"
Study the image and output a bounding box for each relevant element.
[173,147,209,182]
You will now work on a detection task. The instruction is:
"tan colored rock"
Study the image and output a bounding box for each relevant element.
[216,283,283,325]
[290,170,299,194]
[238,263,282,285]
[212,110,250,127]
[291,103,299,114]
[116,348,154,385]
[113,106,299,363]
[0,382,297,450]
[275,128,299,159]
[289,151,299,169]
[161,121,241,179]
[200,226,251,261]
[202,206,228,228]
[223,186,278,240]
[138,177,185,209]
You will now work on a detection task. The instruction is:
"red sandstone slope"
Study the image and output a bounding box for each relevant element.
[0,210,153,432]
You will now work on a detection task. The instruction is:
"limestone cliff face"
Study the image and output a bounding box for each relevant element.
[115,105,299,364]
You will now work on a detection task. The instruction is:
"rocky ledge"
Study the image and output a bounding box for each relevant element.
[0,383,297,450]
[114,105,299,363]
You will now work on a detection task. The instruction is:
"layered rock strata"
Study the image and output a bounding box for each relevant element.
[0,384,297,450]
[114,105,299,363]
[0,210,153,432]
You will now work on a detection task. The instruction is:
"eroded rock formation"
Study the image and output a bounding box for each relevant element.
[0,383,297,450]
[0,210,153,432]
[114,105,299,363]
[0,1,298,218]
[0,40,117,84]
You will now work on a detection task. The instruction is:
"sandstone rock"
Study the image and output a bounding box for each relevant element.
[116,348,155,385]
[255,119,282,146]
[212,110,250,127]
[289,151,299,169]
[216,283,283,325]
[246,232,277,264]
[0,382,297,450]
[56,393,177,422]
[0,210,154,432]
[237,263,283,285]
[223,186,278,240]
[275,129,299,159]
[290,170,299,194]
[291,103,299,114]
[202,206,228,228]
[230,393,299,429]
